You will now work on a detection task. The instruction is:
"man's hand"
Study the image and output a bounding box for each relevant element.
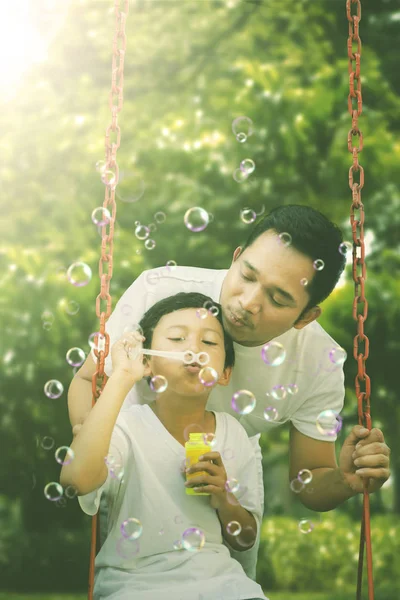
[184,451,230,510]
[339,425,391,494]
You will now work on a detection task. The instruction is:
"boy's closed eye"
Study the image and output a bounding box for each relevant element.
[168,337,218,346]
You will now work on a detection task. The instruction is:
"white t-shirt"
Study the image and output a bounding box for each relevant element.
[91,265,345,442]
[78,404,269,600]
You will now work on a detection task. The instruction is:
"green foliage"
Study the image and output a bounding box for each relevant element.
[258,514,400,595]
[1,0,400,593]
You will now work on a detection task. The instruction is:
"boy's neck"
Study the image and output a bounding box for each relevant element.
[150,393,213,437]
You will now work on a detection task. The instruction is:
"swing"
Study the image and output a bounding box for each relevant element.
[88,1,374,598]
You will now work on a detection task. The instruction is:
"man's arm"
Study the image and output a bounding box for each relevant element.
[289,423,358,512]
[216,493,258,552]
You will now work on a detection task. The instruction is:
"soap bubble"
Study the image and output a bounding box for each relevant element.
[240,159,256,175]
[44,482,64,502]
[261,341,286,366]
[184,207,209,232]
[116,537,140,559]
[67,262,92,287]
[145,271,160,286]
[196,307,208,319]
[121,518,143,540]
[101,169,116,187]
[203,432,217,448]
[181,527,205,551]
[166,260,177,271]
[232,116,254,143]
[227,521,242,536]
[44,380,64,399]
[286,383,299,395]
[298,519,314,534]
[339,241,352,256]
[41,437,55,450]
[233,168,249,183]
[148,223,157,233]
[225,478,240,494]
[134,224,150,240]
[154,211,166,223]
[199,367,219,387]
[316,409,342,436]
[240,208,257,224]
[264,407,279,421]
[270,385,287,401]
[290,478,305,494]
[116,170,145,203]
[300,277,308,286]
[313,259,325,271]
[231,390,256,415]
[329,346,347,366]
[91,207,111,227]
[95,160,106,173]
[66,347,86,368]
[55,446,75,466]
[297,469,313,485]
[144,239,156,250]
[278,232,292,247]
[150,375,168,393]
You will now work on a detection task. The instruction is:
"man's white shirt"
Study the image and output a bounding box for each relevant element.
[91,265,345,441]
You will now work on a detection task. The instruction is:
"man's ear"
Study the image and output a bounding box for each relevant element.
[293,306,322,330]
[232,246,242,264]
[217,366,232,387]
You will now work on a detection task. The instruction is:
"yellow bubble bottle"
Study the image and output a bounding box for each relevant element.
[185,432,211,496]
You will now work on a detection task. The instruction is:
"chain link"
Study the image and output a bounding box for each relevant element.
[347,3,374,600]
[89,2,129,599]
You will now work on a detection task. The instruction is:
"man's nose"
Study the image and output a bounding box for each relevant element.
[239,290,261,314]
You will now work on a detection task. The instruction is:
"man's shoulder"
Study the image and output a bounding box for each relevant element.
[150,265,227,284]
[295,319,341,349]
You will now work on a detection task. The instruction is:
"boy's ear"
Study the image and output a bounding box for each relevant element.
[143,358,153,378]
[217,366,232,387]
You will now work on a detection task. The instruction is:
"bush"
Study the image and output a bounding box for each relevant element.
[257,514,400,594]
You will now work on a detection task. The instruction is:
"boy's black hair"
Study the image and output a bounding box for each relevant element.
[138,292,235,370]
[241,204,347,318]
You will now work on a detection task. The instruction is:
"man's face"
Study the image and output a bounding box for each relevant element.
[219,230,321,347]
[146,308,230,396]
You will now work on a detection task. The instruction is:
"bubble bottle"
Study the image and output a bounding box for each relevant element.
[185,433,212,496]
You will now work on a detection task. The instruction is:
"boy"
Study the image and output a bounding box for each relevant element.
[60,292,268,600]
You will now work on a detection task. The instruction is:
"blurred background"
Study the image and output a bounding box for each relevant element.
[1,0,399,598]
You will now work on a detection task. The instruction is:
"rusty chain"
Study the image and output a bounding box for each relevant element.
[347,1,374,599]
[88,2,129,599]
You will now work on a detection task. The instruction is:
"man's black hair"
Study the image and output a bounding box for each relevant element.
[138,292,235,370]
[241,204,347,319]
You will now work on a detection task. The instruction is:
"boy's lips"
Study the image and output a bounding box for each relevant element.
[184,364,201,373]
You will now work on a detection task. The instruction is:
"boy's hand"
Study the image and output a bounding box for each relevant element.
[184,451,230,510]
[111,331,146,383]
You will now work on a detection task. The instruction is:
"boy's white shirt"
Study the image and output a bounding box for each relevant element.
[81,265,345,596]
[78,405,268,600]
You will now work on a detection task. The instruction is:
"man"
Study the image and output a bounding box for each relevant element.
[68,204,391,581]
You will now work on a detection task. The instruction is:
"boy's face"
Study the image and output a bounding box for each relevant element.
[144,308,231,396]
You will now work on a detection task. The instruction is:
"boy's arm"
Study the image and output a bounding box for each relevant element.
[67,353,98,433]
[216,493,258,552]
[60,368,136,495]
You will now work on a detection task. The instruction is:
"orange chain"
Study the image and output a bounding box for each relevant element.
[89,1,129,598]
[347,1,374,599]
